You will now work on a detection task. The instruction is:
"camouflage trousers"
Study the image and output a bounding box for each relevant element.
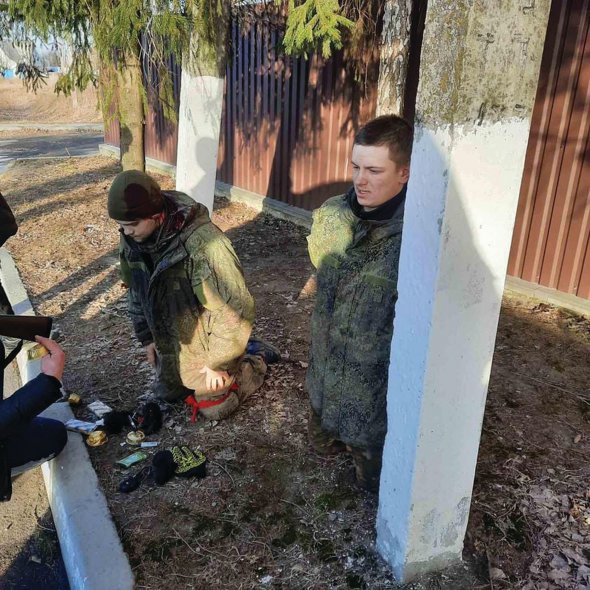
[308,407,383,493]
[154,354,268,421]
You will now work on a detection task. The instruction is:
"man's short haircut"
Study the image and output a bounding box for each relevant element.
[354,114,413,166]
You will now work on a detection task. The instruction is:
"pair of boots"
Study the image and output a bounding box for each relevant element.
[307,408,382,493]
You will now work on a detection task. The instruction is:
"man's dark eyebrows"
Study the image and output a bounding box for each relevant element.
[351,160,383,168]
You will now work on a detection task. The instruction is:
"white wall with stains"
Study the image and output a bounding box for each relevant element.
[375,0,552,581]
[377,118,532,580]
[175,72,224,213]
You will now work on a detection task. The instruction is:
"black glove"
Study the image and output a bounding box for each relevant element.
[133,402,162,435]
[103,411,132,434]
[152,450,176,485]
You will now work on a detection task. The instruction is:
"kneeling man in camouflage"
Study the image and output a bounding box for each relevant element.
[108,170,279,421]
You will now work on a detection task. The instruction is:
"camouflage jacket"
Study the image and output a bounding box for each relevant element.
[306,189,404,451]
[119,191,254,401]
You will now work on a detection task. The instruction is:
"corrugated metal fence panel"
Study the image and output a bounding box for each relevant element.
[143,49,182,165]
[102,44,180,166]
[103,107,120,147]
[217,19,379,211]
[508,0,590,299]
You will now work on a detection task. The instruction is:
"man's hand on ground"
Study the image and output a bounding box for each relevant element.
[35,335,65,381]
[145,342,157,367]
[199,366,230,392]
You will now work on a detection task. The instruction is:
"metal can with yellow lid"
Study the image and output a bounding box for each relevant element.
[68,393,81,406]
[87,430,108,447]
[126,430,145,445]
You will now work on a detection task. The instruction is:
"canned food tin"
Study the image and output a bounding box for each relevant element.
[126,430,146,445]
[87,430,108,447]
[68,393,81,406]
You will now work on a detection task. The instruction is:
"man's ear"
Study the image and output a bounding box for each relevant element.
[400,164,410,183]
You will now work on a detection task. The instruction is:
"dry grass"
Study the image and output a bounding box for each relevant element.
[0,76,101,123]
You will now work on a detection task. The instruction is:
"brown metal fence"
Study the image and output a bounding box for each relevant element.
[103,107,119,147]
[508,0,590,299]
[103,45,181,164]
[101,5,590,301]
[143,50,182,164]
[103,20,378,214]
[216,19,379,211]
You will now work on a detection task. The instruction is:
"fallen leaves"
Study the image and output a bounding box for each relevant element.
[6,156,590,589]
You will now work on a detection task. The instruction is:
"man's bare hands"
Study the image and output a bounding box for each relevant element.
[199,366,230,392]
[35,335,65,381]
[145,343,157,367]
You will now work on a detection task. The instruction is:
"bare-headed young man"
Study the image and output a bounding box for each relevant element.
[306,115,413,492]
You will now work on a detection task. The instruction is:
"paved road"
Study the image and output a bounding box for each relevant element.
[0,123,103,132]
[0,132,104,173]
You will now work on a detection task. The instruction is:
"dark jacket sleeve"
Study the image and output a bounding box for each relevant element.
[127,290,153,345]
[119,241,153,345]
[0,373,62,439]
[0,192,18,247]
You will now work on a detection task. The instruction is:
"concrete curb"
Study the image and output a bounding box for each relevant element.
[99,143,177,177]
[215,181,312,229]
[0,248,134,590]
[505,276,590,318]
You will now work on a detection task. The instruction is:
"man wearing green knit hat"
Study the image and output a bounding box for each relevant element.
[108,170,279,420]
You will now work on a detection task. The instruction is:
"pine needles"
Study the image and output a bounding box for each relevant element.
[282,0,354,58]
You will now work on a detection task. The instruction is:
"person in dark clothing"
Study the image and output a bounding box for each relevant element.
[0,336,68,502]
[0,191,17,321]
[0,191,18,245]
[0,192,68,501]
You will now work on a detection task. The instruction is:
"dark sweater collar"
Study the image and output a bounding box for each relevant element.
[348,184,407,221]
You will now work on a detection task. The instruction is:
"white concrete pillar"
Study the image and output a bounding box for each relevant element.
[376,1,551,581]
[175,70,224,213]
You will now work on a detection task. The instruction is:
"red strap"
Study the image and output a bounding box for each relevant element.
[184,382,239,423]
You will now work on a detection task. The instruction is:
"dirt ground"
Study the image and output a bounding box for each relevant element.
[0,468,68,590]
[2,153,590,589]
[0,76,101,123]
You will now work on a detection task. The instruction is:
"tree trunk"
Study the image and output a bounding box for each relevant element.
[376,0,413,117]
[116,49,145,171]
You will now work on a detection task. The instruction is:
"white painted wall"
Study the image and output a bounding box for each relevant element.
[376,118,532,580]
[175,71,224,213]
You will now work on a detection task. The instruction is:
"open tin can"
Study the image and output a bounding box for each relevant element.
[126,430,145,446]
[87,430,108,447]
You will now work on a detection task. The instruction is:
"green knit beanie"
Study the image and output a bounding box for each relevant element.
[108,170,164,221]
